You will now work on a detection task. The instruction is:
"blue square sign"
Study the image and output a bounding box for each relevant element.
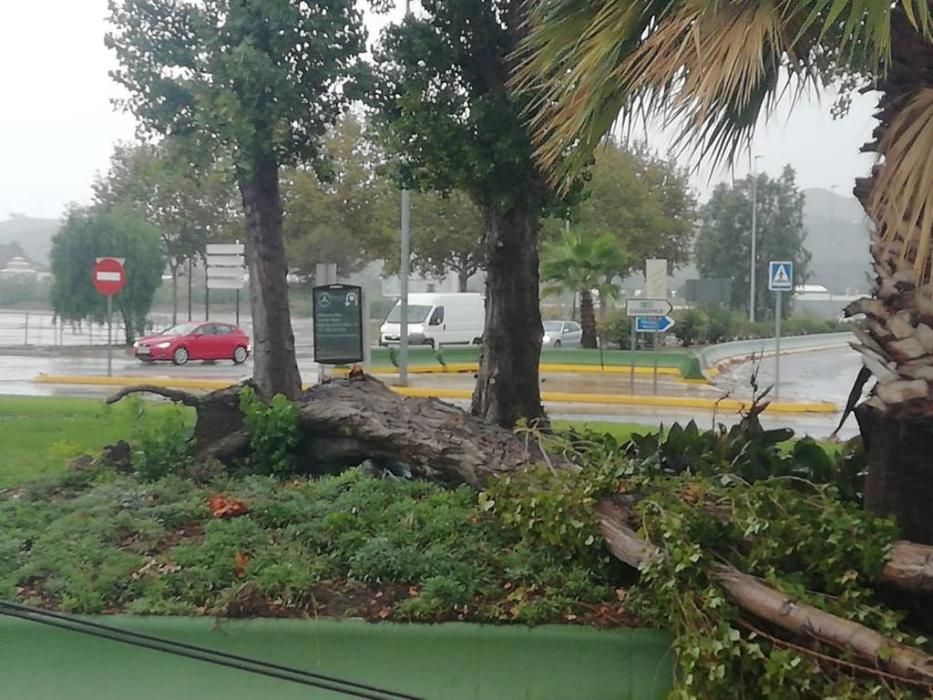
[768,260,793,292]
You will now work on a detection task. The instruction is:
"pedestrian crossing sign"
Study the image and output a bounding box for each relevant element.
[768,260,793,292]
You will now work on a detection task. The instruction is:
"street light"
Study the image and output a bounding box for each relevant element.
[749,154,763,323]
[398,0,413,386]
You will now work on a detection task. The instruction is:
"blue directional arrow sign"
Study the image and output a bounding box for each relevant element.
[635,315,676,333]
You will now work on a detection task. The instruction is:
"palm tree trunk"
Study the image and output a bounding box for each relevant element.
[850,10,933,543]
[579,289,597,349]
[472,198,546,428]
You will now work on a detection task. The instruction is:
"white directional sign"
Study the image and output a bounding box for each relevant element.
[206,241,246,291]
[768,260,794,292]
[626,298,673,317]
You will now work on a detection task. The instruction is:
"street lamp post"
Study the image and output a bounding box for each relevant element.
[749,155,763,323]
[398,0,413,387]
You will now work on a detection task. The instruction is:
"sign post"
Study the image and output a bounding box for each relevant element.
[92,257,127,377]
[768,260,794,399]
[206,242,246,323]
[626,299,675,396]
[312,284,364,378]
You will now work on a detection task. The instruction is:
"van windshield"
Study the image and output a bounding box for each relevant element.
[386,305,432,323]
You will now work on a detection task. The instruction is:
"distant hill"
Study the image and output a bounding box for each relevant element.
[0,216,62,266]
[801,188,872,294]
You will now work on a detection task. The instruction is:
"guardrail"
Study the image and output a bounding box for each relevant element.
[697,332,854,374]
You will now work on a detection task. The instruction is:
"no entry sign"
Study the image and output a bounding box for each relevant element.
[92,257,126,297]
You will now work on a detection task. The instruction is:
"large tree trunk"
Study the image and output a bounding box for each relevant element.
[579,289,597,349]
[238,157,302,400]
[472,200,546,428]
[849,10,933,543]
[108,374,554,488]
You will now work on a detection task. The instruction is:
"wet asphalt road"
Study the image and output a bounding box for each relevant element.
[0,346,864,438]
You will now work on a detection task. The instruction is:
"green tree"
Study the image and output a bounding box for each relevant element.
[546,142,695,277]
[107,0,366,398]
[541,231,625,348]
[50,207,163,344]
[695,166,811,320]
[400,191,485,292]
[93,140,237,325]
[517,2,933,541]
[282,115,396,283]
[366,0,580,427]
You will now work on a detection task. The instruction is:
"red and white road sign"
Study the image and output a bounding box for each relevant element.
[92,257,127,296]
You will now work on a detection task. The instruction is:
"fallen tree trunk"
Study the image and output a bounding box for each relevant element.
[107,374,557,488]
[595,500,933,687]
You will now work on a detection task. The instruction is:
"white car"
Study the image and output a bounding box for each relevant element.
[542,320,583,348]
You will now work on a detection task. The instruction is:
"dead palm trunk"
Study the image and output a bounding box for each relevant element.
[849,11,933,544]
[579,289,598,348]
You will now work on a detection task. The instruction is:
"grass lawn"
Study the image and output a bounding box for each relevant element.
[0,397,188,488]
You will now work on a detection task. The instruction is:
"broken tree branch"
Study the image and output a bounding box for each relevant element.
[106,384,204,408]
[594,500,933,686]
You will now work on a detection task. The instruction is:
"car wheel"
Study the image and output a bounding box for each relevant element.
[553,340,561,348]
[233,346,248,365]
[172,347,189,366]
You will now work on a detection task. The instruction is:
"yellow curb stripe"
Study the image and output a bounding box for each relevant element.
[393,387,836,414]
[35,374,831,413]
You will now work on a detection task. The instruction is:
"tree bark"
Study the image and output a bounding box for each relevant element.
[856,405,933,543]
[849,10,933,543]
[238,157,302,400]
[472,199,546,428]
[108,374,556,488]
[579,289,597,349]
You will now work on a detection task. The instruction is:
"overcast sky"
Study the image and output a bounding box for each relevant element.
[0,0,878,221]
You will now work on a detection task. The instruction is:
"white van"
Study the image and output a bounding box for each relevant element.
[379,293,485,348]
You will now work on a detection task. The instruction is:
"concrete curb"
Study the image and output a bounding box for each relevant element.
[33,374,837,414]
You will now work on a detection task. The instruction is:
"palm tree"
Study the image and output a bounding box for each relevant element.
[542,231,625,348]
[517,1,933,542]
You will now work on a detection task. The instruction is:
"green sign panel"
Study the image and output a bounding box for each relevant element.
[312,284,363,365]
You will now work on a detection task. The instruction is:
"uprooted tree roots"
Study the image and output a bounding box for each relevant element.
[107,374,933,696]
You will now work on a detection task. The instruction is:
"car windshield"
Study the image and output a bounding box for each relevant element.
[159,323,200,336]
[543,321,563,332]
[386,305,432,323]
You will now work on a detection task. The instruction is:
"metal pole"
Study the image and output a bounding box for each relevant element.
[107,295,113,378]
[24,312,29,346]
[749,155,763,323]
[187,258,193,321]
[652,329,659,395]
[398,0,412,387]
[235,288,240,327]
[775,291,782,399]
[363,290,372,370]
[749,170,758,323]
[399,190,411,386]
[629,322,636,394]
[205,277,210,321]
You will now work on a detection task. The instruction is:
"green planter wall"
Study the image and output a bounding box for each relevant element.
[0,617,672,699]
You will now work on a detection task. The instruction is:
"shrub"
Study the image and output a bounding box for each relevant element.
[129,399,193,482]
[672,308,708,347]
[239,388,302,475]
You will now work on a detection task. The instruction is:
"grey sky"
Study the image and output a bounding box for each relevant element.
[0,1,877,220]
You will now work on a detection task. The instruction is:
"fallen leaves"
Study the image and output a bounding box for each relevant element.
[208,494,249,519]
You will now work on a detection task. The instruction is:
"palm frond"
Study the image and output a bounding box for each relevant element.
[869,87,933,284]
[516,0,927,188]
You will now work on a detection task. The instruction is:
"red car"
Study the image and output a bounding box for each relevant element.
[134,322,251,365]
